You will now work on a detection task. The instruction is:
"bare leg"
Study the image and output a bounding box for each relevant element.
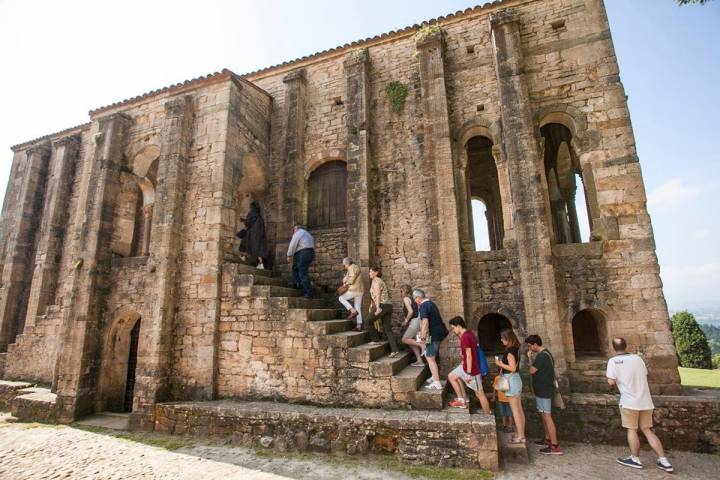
[641,428,666,458]
[542,412,558,445]
[473,387,491,415]
[509,396,526,440]
[448,372,466,400]
[426,356,440,381]
[627,428,641,457]
[401,338,422,362]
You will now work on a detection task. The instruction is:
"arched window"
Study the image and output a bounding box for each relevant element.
[307,161,347,229]
[541,123,591,244]
[571,309,607,357]
[466,136,503,250]
[477,313,513,354]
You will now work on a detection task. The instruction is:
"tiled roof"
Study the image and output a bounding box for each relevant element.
[242,1,509,79]
[11,123,91,152]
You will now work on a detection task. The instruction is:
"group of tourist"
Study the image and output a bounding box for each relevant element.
[238,217,675,473]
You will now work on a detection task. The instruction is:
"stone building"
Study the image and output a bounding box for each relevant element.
[0,0,697,464]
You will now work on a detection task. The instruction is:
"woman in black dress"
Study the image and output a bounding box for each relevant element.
[237,201,269,269]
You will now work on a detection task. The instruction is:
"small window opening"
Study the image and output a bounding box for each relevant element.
[333,96,344,106]
[551,19,566,30]
[478,314,513,355]
[476,104,485,112]
[466,45,475,54]
[572,309,607,357]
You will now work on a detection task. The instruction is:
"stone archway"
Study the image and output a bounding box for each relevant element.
[97,310,142,413]
[477,313,514,354]
[571,308,608,357]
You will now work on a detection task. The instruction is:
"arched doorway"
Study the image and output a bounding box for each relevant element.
[98,311,142,413]
[477,313,513,354]
[466,136,504,251]
[571,309,607,357]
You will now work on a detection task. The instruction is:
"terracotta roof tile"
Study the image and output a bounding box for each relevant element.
[11,123,91,152]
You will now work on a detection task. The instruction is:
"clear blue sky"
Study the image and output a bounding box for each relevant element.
[0,0,718,309]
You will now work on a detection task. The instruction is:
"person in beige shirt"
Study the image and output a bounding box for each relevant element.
[338,257,364,331]
[363,266,399,357]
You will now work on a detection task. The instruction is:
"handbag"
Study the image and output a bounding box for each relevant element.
[545,350,566,410]
[496,374,510,392]
[336,285,349,296]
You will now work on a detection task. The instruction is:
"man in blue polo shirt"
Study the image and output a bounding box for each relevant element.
[413,288,448,391]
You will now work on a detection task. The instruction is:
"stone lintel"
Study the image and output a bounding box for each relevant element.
[489,8,517,28]
[282,68,306,84]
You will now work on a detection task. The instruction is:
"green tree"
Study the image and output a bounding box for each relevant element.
[672,311,713,369]
[713,354,720,370]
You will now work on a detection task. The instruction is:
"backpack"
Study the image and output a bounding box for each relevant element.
[477,344,490,376]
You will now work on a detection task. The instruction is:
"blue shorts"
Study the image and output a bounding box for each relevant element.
[499,401,512,417]
[425,340,441,358]
[504,372,522,397]
[536,396,552,413]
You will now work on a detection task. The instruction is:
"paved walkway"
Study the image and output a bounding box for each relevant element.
[0,414,718,479]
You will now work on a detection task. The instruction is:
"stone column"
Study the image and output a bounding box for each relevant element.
[416,29,465,320]
[277,69,307,254]
[490,9,567,370]
[140,204,153,257]
[344,48,374,306]
[53,112,131,421]
[24,136,80,328]
[0,141,51,352]
[130,96,193,430]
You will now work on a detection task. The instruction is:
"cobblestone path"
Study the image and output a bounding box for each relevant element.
[0,416,718,479]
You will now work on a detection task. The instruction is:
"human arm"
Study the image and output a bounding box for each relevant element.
[420,317,429,342]
[286,231,300,258]
[494,350,518,373]
[402,297,414,325]
[464,346,474,376]
[606,360,616,387]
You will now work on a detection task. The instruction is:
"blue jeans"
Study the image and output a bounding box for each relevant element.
[292,248,314,297]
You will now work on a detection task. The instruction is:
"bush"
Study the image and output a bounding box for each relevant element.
[713,354,720,370]
[671,311,713,369]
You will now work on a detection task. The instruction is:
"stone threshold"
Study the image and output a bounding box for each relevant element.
[151,400,499,471]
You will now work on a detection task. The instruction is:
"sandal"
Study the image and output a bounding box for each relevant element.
[389,352,399,358]
[510,437,526,444]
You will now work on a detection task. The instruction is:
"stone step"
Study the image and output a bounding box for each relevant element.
[410,380,448,410]
[348,341,388,363]
[287,308,342,322]
[391,364,429,393]
[11,387,58,423]
[323,330,369,348]
[252,285,303,298]
[497,430,529,465]
[306,319,354,335]
[251,275,287,287]
[233,262,275,278]
[286,297,331,309]
[369,351,412,377]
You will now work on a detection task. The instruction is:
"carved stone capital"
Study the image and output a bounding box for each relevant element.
[96,111,132,130]
[490,8,518,28]
[165,95,193,116]
[415,28,443,49]
[52,134,80,149]
[283,68,306,84]
[26,140,51,157]
[343,48,369,69]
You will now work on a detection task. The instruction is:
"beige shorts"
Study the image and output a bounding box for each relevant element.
[620,408,653,430]
[402,317,421,340]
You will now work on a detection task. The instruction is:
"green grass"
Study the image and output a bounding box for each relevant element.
[679,367,720,388]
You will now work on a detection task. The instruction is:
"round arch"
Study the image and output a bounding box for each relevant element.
[571,308,609,357]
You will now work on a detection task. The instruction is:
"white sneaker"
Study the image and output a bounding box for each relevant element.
[427,381,443,390]
[424,377,434,385]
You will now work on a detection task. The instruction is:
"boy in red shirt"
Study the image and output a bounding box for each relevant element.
[447,316,491,414]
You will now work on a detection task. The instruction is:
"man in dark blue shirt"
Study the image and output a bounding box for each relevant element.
[413,288,448,390]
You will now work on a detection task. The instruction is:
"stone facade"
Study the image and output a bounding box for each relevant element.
[0,0,686,448]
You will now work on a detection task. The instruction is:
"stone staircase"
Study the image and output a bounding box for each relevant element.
[568,357,609,393]
[226,260,450,410]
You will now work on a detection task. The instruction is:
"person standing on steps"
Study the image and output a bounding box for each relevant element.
[607,337,674,473]
[525,334,563,455]
[447,316,491,414]
[495,328,525,444]
[237,201,269,269]
[400,285,424,367]
[286,225,315,299]
[338,257,364,332]
[414,288,448,391]
[364,267,399,358]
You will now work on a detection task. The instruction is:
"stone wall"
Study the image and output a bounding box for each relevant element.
[308,227,347,294]
[524,393,720,454]
[153,400,499,470]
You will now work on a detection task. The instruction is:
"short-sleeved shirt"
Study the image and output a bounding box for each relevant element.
[370,277,390,304]
[531,350,555,398]
[606,353,654,410]
[418,300,447,342]
[460,330,481,376]
[501,346,519,373]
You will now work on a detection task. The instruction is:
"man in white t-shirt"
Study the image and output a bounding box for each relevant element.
[606,337,673,473]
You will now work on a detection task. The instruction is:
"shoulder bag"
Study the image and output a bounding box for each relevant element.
[544,350,566,410]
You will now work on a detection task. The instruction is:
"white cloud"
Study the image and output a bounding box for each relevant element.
[648,178,701,208]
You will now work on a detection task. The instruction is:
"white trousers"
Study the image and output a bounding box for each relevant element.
[339,291,363,326]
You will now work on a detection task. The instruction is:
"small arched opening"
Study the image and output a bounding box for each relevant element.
[540,123,592,244]
[466,136,503,250]
[477,313,513,354]
[98,311,142,413]
[571,309,607,357]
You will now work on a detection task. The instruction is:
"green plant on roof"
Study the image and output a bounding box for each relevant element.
[414,23,442,43]
[385,81,408,112]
